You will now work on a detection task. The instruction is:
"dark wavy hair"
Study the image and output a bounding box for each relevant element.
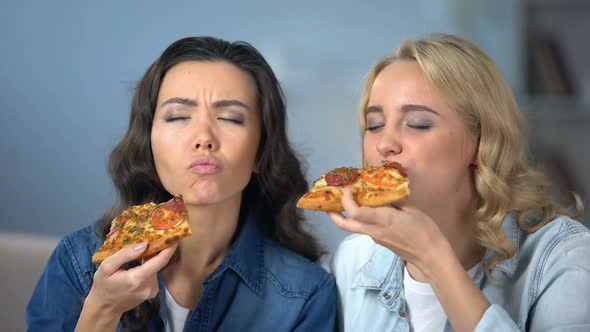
[96,36,321,329]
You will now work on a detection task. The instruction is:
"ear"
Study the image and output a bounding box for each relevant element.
[470,135,480,166]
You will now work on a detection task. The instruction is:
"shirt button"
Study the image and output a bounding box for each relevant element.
[399,310,406,318]
[383,291,392,300]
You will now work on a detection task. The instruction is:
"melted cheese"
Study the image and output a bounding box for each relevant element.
[310,166,406,193]
[102,202,186,249]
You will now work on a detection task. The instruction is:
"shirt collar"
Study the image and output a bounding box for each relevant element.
[351,242,402,290]
[156,212,266,326]
[351,212,522,288]
[484,212,521,277]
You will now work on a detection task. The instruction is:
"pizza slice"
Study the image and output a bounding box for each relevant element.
[296,161,410,212]
[92,195,192,264]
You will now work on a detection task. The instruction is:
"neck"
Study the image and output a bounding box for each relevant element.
[429,178,484,270]
[162,195,243,308]
[407,195,484,283]
[437,210,483,270]
[167,194,243,279]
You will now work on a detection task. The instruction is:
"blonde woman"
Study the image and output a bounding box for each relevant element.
[330,34,589,331]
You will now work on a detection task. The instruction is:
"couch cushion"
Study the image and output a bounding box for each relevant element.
[0,232,59,332]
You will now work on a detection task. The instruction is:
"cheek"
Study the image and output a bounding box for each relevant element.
[151,132,167,165]
[228,131,260,172]
[224,140,258,192]
[151,130,181,173]
[459,134,477,165]
[410,143,474,194]
[440,131,477,172]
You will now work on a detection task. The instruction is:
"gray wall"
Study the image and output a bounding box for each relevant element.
[1,0,524,255]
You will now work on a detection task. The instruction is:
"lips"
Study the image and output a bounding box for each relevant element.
[189,156,222,175]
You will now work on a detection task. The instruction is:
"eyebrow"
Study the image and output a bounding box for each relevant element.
[401,104,439,115]
[159,97,250,110]
[365,104,439,115]
[212,99,250,110]
[365,105,383,115]
[160,97,197,107]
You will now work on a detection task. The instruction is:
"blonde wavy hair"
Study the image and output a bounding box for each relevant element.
[359,34,584,274]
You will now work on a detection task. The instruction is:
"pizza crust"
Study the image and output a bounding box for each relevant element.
[297,189,345,212]
[91,224,191,264]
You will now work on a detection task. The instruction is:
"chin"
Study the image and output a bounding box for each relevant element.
[181,190,219,206]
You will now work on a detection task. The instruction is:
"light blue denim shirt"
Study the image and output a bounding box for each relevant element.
[331,215,590,331]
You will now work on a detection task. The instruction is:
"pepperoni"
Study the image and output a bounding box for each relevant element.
[161,195,186,213]
[325,167,359,186]
[382,161,408,177]
[151,196,187,230]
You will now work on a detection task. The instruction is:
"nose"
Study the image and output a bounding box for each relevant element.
[192,117,218,152]
[375,125,402,157]
[195,142,214,150]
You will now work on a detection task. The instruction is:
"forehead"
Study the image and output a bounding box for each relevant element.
[370,61,439,103]
[158,61,258,102]
[364,61,455,120]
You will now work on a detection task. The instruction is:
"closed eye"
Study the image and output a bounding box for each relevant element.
[218,117,244,125]
[407,123,431,130]
[365,106,384,132]
[406,117,433,130]
[165,116,190,122]
[366,124,384,132]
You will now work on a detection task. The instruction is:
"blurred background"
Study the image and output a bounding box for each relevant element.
[1,0,589,329]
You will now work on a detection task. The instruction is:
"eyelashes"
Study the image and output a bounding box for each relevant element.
[365,123,432,132]
[164,116,244,125]
[366,124,384,132]
[217,117,244,125]
[407,123,432,130]
[165,116,190,122]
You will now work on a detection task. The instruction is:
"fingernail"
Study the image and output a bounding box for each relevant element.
[133,243,147,251]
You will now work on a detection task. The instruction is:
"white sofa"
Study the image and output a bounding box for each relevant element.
[0,232,59,332]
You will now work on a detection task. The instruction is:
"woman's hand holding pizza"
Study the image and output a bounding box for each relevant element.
[301,162,452,276]
[77,243,178,330]
[328,188,449,278]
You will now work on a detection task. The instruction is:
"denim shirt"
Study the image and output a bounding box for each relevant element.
[331,215,590,332]
[27,214,337,331]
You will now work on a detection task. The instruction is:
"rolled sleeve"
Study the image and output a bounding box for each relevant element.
[475,304,520,331]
